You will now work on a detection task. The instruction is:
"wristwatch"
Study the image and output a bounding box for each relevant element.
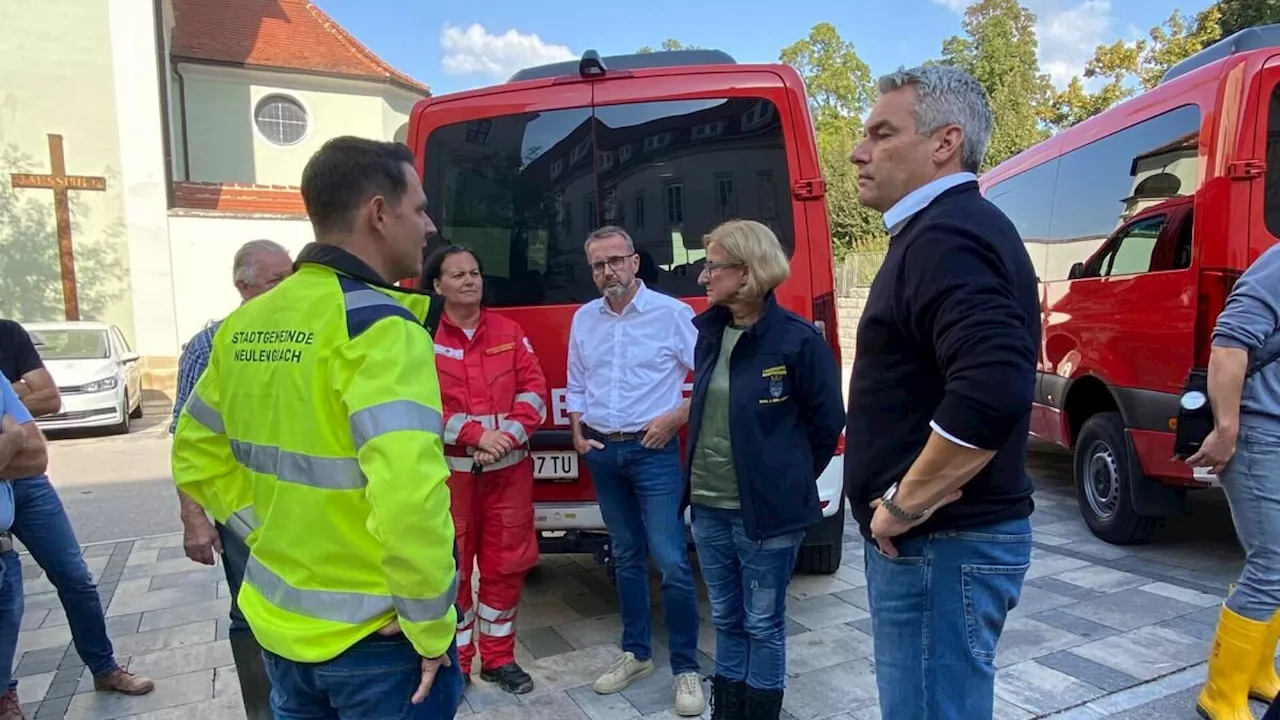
[880,482,925,522]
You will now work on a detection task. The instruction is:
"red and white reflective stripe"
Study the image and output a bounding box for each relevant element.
[443,415,466,444]
[443,413,498,444]
[499,417,529,445]
[444,449,528,472]
[513,392,548,423]
[456,607,475,646]
[477,603,516,639]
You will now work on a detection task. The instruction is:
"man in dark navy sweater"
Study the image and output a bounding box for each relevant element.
[845,65,1040,719]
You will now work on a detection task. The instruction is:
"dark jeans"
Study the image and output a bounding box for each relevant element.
[864,517,1032,720]
[690,505,803,690]
[583,439,700,674]
[262,634,463,720]
[0,550,23,691]
[10,477,118,682]
[214,522,250,635]
[1266,694,1280,720]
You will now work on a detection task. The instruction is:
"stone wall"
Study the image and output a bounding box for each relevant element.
[833,252,885,362]
[836,289,869,360]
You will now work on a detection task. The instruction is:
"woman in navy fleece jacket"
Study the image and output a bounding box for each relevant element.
[683,219,845,720]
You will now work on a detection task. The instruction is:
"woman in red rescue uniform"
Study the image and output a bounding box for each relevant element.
[421,244,548,695]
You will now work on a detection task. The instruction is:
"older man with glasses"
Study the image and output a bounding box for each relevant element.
[567,225,704,716]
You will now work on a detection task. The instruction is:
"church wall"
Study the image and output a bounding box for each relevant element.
[384,91,420,148]
[167,212,314,345]
[109,0,180,363]
[177,65,421,188]
[0,0,136,343]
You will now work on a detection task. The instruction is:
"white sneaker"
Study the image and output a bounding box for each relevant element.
[674,672,705,716]
[593,652,655,694]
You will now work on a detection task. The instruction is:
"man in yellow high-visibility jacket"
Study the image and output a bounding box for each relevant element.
[171,136,462,719]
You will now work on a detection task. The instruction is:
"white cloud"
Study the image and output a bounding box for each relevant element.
[932,0,1119,90]
[1036,0,1114,88]
[439,24,577,80]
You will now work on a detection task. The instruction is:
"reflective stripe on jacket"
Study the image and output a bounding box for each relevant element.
[171,243,458,663]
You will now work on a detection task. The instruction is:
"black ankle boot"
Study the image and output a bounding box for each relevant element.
[744,685,784,720]
[710,675,747,719]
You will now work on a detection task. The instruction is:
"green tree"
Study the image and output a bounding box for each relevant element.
[1048,6,1222,130]
[1140,6,1222,88]
[1044,40,1142,129]
[636,39,701,53]
[1218,0,1280,37]
[780,22,886,256]
[939,0,1054,170]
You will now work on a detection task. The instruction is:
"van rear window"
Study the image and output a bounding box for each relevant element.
[422,97,795,307]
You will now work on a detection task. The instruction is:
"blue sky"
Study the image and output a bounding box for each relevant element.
[320,0,1216,96]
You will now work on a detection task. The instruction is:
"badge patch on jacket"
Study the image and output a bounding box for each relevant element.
[761,365,789,404]
[486,342,515,356]
[434,343,463,361]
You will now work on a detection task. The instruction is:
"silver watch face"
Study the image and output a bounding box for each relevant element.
[882,483,897,502]
[1180,390,1207,411]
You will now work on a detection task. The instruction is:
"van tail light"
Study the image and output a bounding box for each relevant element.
[1193,269,1242,368]
[812,291,842,367]
[814,292,846,460]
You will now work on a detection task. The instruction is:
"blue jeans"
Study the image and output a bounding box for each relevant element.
[0,550,23,692]
[584,439,700,674]
[864,517,1032,720]
[263,634,463,720]
[9,477,118,680]
[215,522,251,634]
[1221,424,1280,621]
[690,505,803,690]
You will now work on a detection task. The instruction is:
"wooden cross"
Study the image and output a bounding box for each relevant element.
[9,134,107,321]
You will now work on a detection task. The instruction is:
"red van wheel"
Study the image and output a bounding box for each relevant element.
[1073,412,1160,545]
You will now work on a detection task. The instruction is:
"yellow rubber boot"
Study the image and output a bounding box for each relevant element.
[1250,610,1280,703]
[1198,605,1271,720]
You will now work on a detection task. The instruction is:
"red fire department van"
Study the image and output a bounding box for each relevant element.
[979,25,1280,545]
[404,50,848,573]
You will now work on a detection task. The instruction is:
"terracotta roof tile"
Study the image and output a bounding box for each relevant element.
[171,0,429,94]
[173,181,307,216]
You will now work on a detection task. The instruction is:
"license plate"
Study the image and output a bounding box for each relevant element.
[533,451,578,480]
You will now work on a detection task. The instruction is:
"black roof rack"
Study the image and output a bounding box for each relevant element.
[507,48,737,83]
[1160,24,1280,84]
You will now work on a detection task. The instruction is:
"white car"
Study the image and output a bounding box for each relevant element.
[25,321,143,434]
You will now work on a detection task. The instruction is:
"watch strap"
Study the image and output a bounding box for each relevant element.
[882,496,925,522]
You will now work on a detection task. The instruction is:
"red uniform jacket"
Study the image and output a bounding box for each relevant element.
[435,310,548,467]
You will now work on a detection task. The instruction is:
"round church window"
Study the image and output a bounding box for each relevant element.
[254,95,308,146]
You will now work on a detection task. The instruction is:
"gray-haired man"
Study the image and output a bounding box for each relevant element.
[171,238,292,720]
[845,66,1040,719]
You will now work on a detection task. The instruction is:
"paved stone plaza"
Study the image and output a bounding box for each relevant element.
[10,449,1266,719]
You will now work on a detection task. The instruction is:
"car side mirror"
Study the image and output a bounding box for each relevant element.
[1068,262,1086,280]
[121,351,140,364]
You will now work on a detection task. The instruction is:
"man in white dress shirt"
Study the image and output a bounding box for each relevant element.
[567,226,705,716]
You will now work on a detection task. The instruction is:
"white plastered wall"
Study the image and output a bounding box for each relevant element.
[108,0,180,358]
[166,214,315,344]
